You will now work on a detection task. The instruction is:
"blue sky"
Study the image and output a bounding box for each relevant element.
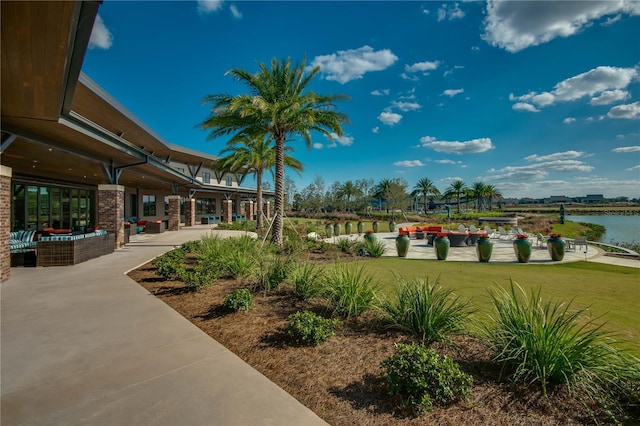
[82,1,640,199]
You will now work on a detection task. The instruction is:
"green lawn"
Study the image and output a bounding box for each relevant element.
[320,258,640,351]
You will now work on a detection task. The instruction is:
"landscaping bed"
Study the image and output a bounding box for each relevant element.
[128,246,627,425]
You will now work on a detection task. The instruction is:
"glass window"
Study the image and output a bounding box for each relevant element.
[176,167,184,173]
[12,184,25,231]
[143,195,156,216]
[202,172,210,184]
[27,186,38,230]
[164,196,169,216]
[130,194,138,217]
[225,176,232,186]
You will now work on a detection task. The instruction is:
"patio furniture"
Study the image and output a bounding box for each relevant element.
[446,232,469,247]
[201,215,220,224]
[145,221,165,234]
[37,230,114,266]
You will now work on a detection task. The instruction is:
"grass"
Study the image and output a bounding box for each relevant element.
[320,258,640,350]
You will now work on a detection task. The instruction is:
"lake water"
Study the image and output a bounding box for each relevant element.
[566,215,640,244]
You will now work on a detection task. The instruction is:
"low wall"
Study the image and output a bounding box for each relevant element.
[37,234,115,267]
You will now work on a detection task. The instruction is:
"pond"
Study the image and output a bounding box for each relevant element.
[567,215,640,245]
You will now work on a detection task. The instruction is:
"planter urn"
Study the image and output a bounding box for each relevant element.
[434,235,450,260]
[345,222,352,235]
[325,224,333,238]
[395,234,410,257]
[372,221,379,233]
[476,236,493,262]
[513,238,532,263]
[334,223,341,237]
[357,221,364,235]
[547,236,566,261]
[364,232,376,243]
[389,221,396,233]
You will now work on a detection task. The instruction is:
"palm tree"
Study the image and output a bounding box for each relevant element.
[201,58,350,245]
[337,181,362,212]
[471,181,487,212]
[216,134,303,229]
[412,178,440,213]
[445,179,468,214]
[374,179,393,212]
[485,184,503,211]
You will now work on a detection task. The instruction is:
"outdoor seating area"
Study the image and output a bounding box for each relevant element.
[201,215,220,224]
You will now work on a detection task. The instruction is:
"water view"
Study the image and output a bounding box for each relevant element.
[567,215,640,245]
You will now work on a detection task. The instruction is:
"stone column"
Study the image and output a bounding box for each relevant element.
[235,196,242,219]
[263,201,271,220]
[246,201,254,221]
[184,198,196,227]
[223,199,233,223]
[168,195,180,231]
[215,198,222,219]
[1,166,12,282]
[98,184,125,248]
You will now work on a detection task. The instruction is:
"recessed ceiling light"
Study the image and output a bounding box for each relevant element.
[33,160,38,163]
[48,148,52,152]
[68,168,72,171]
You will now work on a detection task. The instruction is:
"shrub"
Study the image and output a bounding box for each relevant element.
[336,237,356,253]
[484,280,640,421]
[256,254,296,292]
[358,239,386,257]
[290,263,324,300]
[180,240,201,253]
[323,262,379,319]
[286,311,340,345]
[381,343,472,414]
[223,288,254,312]
[181,261,218,292]
[153,248,186,280]
[381,276,475,343]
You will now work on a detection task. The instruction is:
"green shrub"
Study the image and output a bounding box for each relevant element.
[358,239,386,257]
[223,288,254,312]
[484,281,640,421]
[290,263,324,300]
[381,276,475,343]
[336,237,356,253]
[256,254,295,291]
[153,248,186,280]
[323,262,379,319]
[180,240,201,253]
[381,343,472,414]
[286,311,340,345]
[181,261,218,292]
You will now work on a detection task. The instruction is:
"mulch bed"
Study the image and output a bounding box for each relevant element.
[128,252,613,425]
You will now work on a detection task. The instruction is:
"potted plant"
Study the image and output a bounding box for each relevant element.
[372,220,379,233]
[344,221,352,235]
[547,233,566,261]
[357,220,364,235]
[389,220,396,233]
[333,221,341,237]
[434,232,450,260]
[364,229,376,243]
[395,233,410,257]
[513,233,532,263]
[476,233,493,262]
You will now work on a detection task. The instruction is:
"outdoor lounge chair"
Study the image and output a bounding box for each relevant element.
[573,236,587,252]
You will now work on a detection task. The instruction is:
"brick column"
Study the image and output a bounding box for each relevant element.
[184,198,196,227]
[235,196,242,219]
[246,201,254,221]
[223,199,233,223]
[98,184,125,248]
[1,166,12,282]
[168,195,180,231]
[263,201,271,220]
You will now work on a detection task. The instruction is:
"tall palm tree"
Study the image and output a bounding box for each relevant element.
[201,58,350,245]
[374,179,393,212]
[471,181,487,212]
[445,179,468,214]
[485,184,503,211]
[337,181,362,212]
[411,177,440,213]
[216,134,303,229]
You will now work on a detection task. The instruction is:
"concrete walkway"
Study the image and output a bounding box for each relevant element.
[1,226,326,426]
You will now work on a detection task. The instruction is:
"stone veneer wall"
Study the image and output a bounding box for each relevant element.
[184,198,196,227]
[1,166,12,282]
[223,199,233,223]
[168,195,180,231]
[98,184,125,248]
[246,201,255,221]
[263,201,271,220]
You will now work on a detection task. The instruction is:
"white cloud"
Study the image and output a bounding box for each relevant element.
[400,73,419,82]
[229,5,242,18]
[393,160,425,167]
[420,136,494,154]
[627,165,640,171]
[371,89,390,96]
[310,46,398,84]
[590,89,630,105]
[607,101,640,120]
[378,111,403,126]
[613,146,640,153]
[327,132,354,146]
[438,3,465,22]
[603,14,623,26]
[443,88,464,97]
[88,15,113,50]
[471,46,480,51]
[525,151,585,162]
[372,127,379,134]
[511,66,638,110]
[313,143,324,149]
[435,159,463,165]
[563,117,576,124]
[512,102,540,112]
[482,0,640,52]
[405,60,440,73]
[391,101,421,112]
[198,0,223,14]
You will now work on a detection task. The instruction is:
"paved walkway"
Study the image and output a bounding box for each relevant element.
[1,225,326,426]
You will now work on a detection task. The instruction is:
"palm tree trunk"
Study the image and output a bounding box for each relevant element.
[272,138,285,246]
[256,169,263,230]
[423,194,427,214]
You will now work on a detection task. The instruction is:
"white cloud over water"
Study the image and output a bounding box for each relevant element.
[310,46,398,84]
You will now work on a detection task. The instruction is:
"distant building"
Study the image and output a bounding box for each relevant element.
[547,196,572,204]
[583,194,604,203]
